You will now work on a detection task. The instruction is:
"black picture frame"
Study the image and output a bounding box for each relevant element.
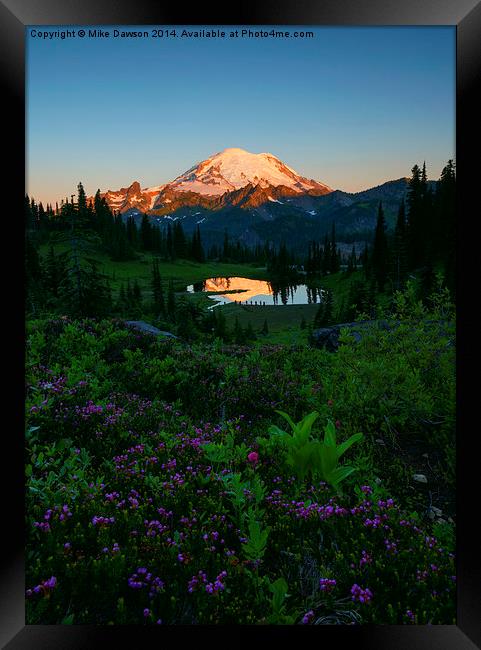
[1,1,479,648]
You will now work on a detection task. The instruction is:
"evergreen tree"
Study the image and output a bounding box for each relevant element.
[314,289,334,327]
[222,230,230,262]
[151,258,165,316]
[330,223,340,273]
[110,216,134,261]
[406,164,424,269]
[345,279,368,322]
[245,321,256,342]
[166,224,174,260]
[173,222,187,259]
[133,280,142,311]
[25,235,43,314]
[191,225,205,263]
[118,283,127,314]
[214,308,228,341]
[43,245,69,300]
[141,215,153,251]
[126,216,139,248]
[59,259,112,318]
[363,279,377,319]
[392,198,408,290]
[361,242,371,280]
[234,317,245,345]
[167,279,176,320]
[436,160,456,296]
[336,298,346,323]
[261,319,269,336]
[346,244,356,275]
[419,258,436,304]
[371,201,389,292]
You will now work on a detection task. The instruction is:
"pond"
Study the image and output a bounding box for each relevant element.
[186,277,325,307]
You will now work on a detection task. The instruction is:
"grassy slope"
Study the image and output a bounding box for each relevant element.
[39,244,268,290]
[40,243,386,342]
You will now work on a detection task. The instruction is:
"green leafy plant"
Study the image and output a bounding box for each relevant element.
[265,577,296,624]
[242,508,270,561]
[269,410,363,488]
[202,427,248,467]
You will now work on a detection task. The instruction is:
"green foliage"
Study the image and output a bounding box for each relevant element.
[265,577,296,624]
[242,509,270,561]
[268,411,363,489]
[202,427,249,469]
[24,317,455,625]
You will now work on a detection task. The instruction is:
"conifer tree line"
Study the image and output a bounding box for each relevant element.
[364,160,456,298]
[26,183,113,318]
[25,184,276,266]
[335,160,455,325]
[305,222,342,277]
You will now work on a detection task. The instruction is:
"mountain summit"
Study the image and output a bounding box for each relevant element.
[166,147,332,197]
[91,148,332,214]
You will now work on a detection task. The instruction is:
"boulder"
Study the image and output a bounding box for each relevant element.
[311,319,454,352]
[412,474,428,484]
[311,320,388,351]
[125,320,177,338]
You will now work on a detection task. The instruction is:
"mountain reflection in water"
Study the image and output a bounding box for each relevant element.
[186,277,324,307]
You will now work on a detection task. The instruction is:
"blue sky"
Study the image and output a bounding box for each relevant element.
[26,26,455,205]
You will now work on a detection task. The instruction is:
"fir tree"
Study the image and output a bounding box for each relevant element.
[167,279,176,320]
[245,321,256,341]
[346,244,356,275]
[392,198,408,290]
[371,201,389,292]
[436,160,456,296]
[173,222,187,259]
[133,280,142,308]
[151,258,165,316]
[43,245,69,300]
[406,164,424,269]
[25,235,43,314]
[141,215,153,251]
[166,225,174,260]
[234,317,245,345]
[214,308,228,340]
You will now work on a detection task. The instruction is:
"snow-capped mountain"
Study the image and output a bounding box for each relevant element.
[164,147,331,197]
[90,148,332,214]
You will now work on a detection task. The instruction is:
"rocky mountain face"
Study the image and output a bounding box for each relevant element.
[88,148,436,250]
[90,148,331,215]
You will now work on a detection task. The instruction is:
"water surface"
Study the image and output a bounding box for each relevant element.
[186,277,324,307]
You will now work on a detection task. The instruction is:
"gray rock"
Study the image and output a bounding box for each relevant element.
[125,320,177,338]
[413,474,428,484]
[311,319,454,352]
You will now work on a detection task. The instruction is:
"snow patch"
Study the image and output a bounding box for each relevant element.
[168,147,331,196]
